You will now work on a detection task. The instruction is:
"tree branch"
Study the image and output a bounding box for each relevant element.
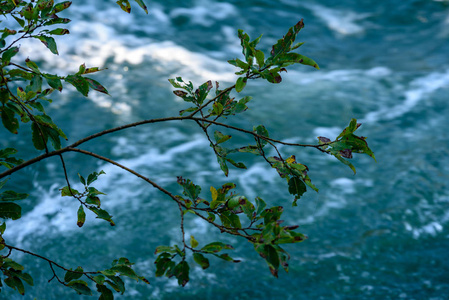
[4,244,99,275]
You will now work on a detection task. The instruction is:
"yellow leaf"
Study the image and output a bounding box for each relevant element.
[210,186,218,202]
[286,155,296,164]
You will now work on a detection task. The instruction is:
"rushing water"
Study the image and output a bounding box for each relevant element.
[1,0,449,299]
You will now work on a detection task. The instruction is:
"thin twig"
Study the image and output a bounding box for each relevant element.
[4,244,99,275]
[178,203,186,252]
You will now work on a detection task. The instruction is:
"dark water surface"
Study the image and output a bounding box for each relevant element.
[1,0,449,299]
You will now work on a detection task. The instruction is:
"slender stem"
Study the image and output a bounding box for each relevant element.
[190,117,324,149]
[0,115,328,180]
[69,116,185,148]
[4,244,99,275]
[7,62,37,74]
[69,148,255,240]
[58,154,82,202]
[179,203,186,252]
[68,148,182,203]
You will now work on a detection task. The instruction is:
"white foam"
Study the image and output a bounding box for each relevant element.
[4,183,79,245]
[236,163,279,197]
[363,69,449,123]
[170,2,236,27]
[313,126,342,140]
[292,67,392,85]
[331,178,356,194]
[406,221,444,239]
[302,3,370,35]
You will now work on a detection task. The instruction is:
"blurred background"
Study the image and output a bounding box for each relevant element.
[1,0,449,299]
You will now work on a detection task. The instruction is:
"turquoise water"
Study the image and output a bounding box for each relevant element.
[1,0,449,299]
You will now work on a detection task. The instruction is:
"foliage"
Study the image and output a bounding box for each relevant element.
[0,0,375,298]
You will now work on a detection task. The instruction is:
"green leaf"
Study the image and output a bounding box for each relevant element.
[193,253,209,270]
[155,253,175,277]
[2,258,24,271]
[227,212,242,229]
[77,205,86,227]
[0,202,21,220]
[212,102,223,116]
[173,261,189,287]
[235,76,247,93]
[60,186,79,197]
[190,235,199,248]
[179,107,197,116]
[239,197,255,220]
[195,80,212,105]
[255,197,266,216]
[133,0,148,13]
[228,58,249,70]
[31,122,47,150]
[4,276,25,295]
[64,267,84,283]
[217,156,229,177]
[201,242,233,253]
[65,75,89,96]
[288,177,307,198]
[1,46,19,65]
[89,207,115,226]
[87,187,106,196]
[213,253,241,263]
[36,35,58,55]
[105,275,125,293]
[112,257,134,266]
[78,173,86,185]
[213,131,231,144]
[177,177,201,201]
[45,126,61,150]
[97,284,114,300]
[85,78,109,95]
[294,53,319,69]
[68,280,92,296]
[254,244,280,278]
[92,275,105,285]
[52,1,72,13]
[154,246,176,254]
[87,170,105,185]
[100,269,116,276]
[253,125,269,147]
[262,69,282,83]
[0,190,28,201]
[44,74,63,91]
[270,20,304,58]
[43,17,71,26]
[334,154,357,174]
[12,15,25,27]
[25,59,40,73]
[1,107,19,134]
[110,265,139,281]
[48,28,70,35]
[255,50,265,67]
[9,270,34,286]
[0,88,9,105]
[86,195,101,207]
[116,0,131,13]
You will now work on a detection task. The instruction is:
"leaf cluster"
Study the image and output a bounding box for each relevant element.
[228,19,319,87]
[63,257,149,298]
[318,118,376,174]
[0,1,376,298]
[60,170,115,227]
